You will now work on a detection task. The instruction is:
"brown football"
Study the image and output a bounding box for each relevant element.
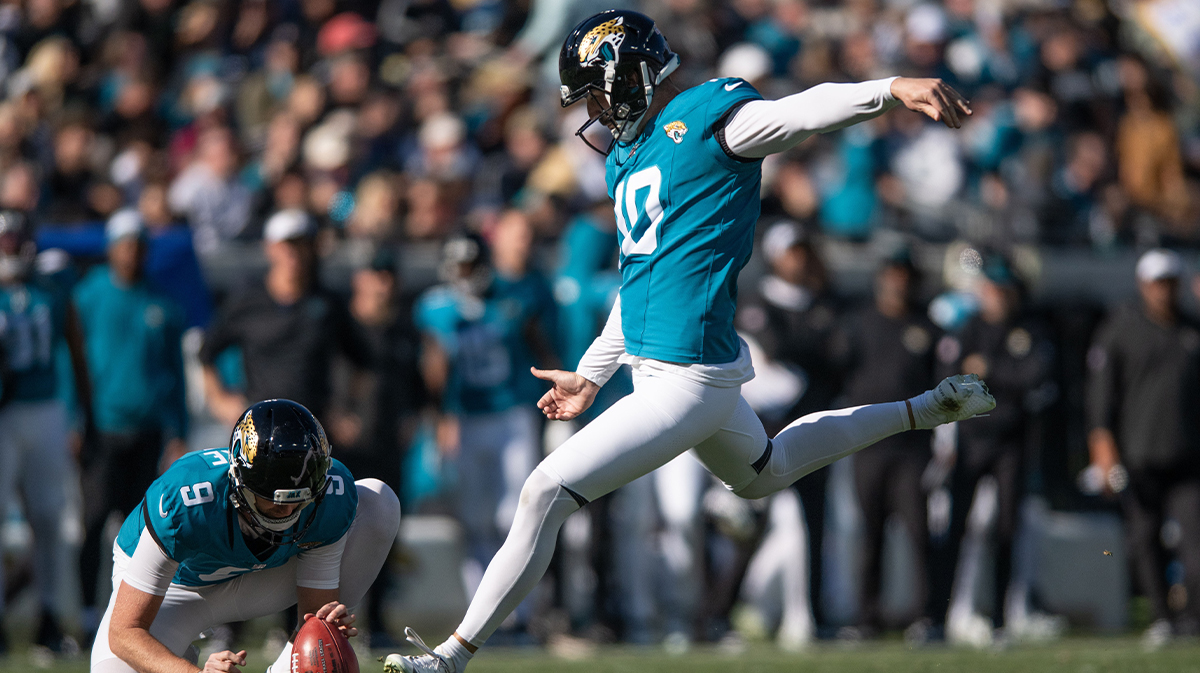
[291,616,359,673]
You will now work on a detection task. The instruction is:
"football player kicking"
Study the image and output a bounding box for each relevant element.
[386,10,993,673]
[91,399,401,673]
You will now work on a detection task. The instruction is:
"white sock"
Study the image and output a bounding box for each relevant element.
[906,388,946,430]
[266,641,292,673]
[435,636,474,673]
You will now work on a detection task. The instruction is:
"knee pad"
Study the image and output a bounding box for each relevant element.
[354,479,402,541]
[520,469,582,518]
[520,469,561,510]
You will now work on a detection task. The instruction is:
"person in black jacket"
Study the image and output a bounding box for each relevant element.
[199,209,373,427]
[326,248,425,649]
[1087,249,1200,647]
[933,255,1055,643]
[734,221,842,638]
[834,252,939,638]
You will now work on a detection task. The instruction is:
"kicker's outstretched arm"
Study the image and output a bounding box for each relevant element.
[724,77,972,159]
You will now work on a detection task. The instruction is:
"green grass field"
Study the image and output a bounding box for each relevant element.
[8,639,1200,673]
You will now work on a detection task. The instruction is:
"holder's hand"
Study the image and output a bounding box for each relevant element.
[304,601,358,638]
[201,649,247,672]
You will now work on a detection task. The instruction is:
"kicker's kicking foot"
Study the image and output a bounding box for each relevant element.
[383,628,455,673]
[906,374,996,430]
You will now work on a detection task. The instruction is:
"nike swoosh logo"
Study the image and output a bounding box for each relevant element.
[724,82,742,91]
[159,495,168,518]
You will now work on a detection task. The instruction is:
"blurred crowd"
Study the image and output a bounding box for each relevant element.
[0,0,1198,661]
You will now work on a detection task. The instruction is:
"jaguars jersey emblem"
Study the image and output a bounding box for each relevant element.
[663,120,688,144]
[233,415,260,465]
[579,16,625,66]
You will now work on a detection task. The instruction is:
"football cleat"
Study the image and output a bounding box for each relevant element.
[906,374,996,430]
[946,610,993,649]
[383,628,453,673]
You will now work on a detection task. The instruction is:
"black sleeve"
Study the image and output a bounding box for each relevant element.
[1085,314,1121,433]
[141,499,171,557]
[988,320,1056,393]
[198,291,245,366]
[333,296,374,369]
[713,101,758,164]
[828,312,859,379]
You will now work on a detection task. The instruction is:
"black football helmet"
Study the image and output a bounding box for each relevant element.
[559,10,679,154]
[0,210,34,284]
[439,234,492,297]
[228,399,333,546]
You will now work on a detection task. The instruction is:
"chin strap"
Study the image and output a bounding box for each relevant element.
[614,55,681,143]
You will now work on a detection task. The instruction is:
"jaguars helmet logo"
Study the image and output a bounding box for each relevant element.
[578,16,626,66]
[233,415,260,465]
[663,120,688,144]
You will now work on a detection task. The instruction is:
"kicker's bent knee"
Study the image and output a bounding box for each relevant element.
[520,469,560,506]
[355,478,402,538]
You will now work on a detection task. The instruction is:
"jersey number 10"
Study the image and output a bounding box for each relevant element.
[614,166,664,259]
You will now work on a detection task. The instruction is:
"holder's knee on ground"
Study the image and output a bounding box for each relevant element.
[339,478,402,607]
[355,478,402,540]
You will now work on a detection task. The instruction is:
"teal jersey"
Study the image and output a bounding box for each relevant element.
[606,77,764,365]
[415,282,544,414]
[492,271,557,404]
[0,281,67,402]
[115,451,357,588]
[73,267,188,438]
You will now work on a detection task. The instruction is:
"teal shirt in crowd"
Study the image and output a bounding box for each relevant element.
[415,278,554,415]
[554,213,621,370]
[73,266,188,439]
[605,77,764,365]
[492,270,557,405]
[0,280,67,402]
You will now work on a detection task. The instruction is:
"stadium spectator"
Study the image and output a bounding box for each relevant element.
[414,222,556,629]
[1086,249,1200,648]
[933,255,1056,646]
[198,208,370,425]
[168,126,254,254]
[73,208,188,646]
[46,117,101,223]
[736,221,842,635]
[1114,57,1189,233]
[834,252,940,640]
[0,210,91,654]
[328,247,424,646]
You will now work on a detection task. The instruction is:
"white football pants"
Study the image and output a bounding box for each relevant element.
[0,399,73,616]
[455,406,539,596]
[455,364,908,645]
[90,479,401,672]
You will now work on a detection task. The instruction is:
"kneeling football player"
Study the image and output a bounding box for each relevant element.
[90,399,401,673]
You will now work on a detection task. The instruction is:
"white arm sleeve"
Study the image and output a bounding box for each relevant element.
[122,528,179,597]
[295,534,347,590]
[723,77,900,159]
[575,296,625,387]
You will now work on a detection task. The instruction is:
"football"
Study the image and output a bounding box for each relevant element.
[291,616,359,673]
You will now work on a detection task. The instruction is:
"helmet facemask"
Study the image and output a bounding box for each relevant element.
[229,457,330,547]
[561,52,679,155]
